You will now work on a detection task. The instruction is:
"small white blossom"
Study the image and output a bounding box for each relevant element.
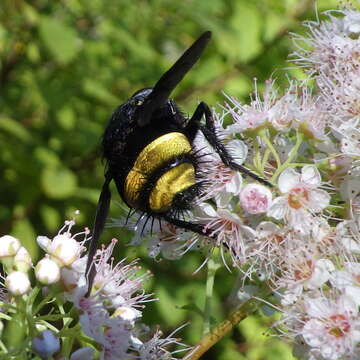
[268,165,330,234]
[0,235,21,258]
[35,257,61,285]
[5,271,31,295]
[301,295,360,360]
[13,246,32,272]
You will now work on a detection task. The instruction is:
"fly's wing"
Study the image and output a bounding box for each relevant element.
[135,31,212,127]
[85,173,112,294]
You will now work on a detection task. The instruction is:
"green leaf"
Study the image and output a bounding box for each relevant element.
[82,78,119,105]
[39,16,80,64]
[11,218,38,260]
[0,117,31,143]
[57,106,76,130]
[41,166,77,199]
[155,284,186,326]
[40,205,61,232]
[179,303,204,317]
[34,147,60,167]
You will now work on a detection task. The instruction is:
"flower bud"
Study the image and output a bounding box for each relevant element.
[5,271,31,295]
[36,236,51,251]
[13,247,32,272]
[240,183,272,214]
[35,258,60,285]
[48,234,81,267]
[32,330,60,359]
[0,235,21,258]
[70,347,95,360]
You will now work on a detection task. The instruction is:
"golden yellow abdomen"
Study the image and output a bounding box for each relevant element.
[124,132,196,212]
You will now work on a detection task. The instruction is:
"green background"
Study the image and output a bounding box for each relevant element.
[0,0,338,358]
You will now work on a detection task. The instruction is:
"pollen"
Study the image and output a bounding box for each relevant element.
[287,187,309,209]
[327,314,350,338]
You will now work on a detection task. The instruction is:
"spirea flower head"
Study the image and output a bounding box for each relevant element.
[0,217,188,359]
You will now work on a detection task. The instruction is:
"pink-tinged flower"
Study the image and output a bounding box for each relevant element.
[267,165,330,234]
[336,118,360,157]
[291,9,360,75]
[331,262,360,306]
[279,257,335,305]
[79,302,131,360]
[147,222,193,260]
[195,198,255,265]
[195,138,245,201]
[335,219,360,255]
[240,183,272,214]
[137,327,190,360]
[301,295,360,360]
[247,222,287,274]
[318,63,360,122]
[88,239,152,310]
[224,79,278,132]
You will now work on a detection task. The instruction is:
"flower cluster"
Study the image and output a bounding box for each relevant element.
[0,217,188,359]
[114,6,360,360]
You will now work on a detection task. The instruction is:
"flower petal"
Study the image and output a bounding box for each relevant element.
[301,165,321,187]
[278,168,300,193]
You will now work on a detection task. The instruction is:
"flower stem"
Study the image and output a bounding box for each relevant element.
[271,131,304,182]
[259,129,281,169]
[203,251,221,335]
[183,298,259,360]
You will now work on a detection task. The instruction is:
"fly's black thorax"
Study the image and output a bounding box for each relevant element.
[102,93,199,215]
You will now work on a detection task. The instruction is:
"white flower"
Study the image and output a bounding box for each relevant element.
[301,295,360,360]
[280,258,335,305]
[240,183,272,214]
[47,234,82,267]
[0,235,21,258]
[196,198,255,264]
[268,165,330,234]
[13,246,32,272]
[35,257,61,285]
[225,79,278,132]
[196,143,244,201]
[5,271,31,295]
[138,327,189,360]
[114,306,141,325]
[37,220,87,268]
[331,262,360,306]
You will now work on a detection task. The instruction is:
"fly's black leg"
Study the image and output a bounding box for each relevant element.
[186,102,273,187]
[163,215,215,239]
[86,172,112,295]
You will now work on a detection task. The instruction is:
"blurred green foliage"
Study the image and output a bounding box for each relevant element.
[0,0,338,358]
